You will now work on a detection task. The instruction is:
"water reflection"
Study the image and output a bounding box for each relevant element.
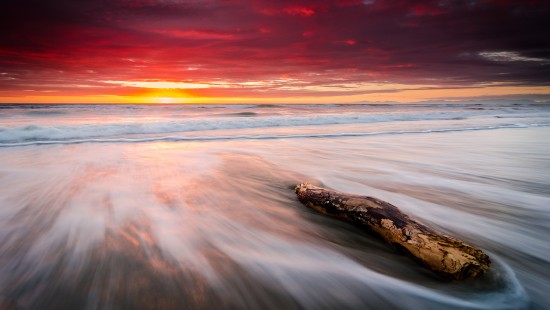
[0,132,545,309]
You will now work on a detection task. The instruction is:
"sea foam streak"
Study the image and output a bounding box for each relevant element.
[1,103,549,309]
[1,105,549,144]
[1,123,548,147]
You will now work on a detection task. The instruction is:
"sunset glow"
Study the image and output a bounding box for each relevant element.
[2,1,550,307]
[1,0,549,104]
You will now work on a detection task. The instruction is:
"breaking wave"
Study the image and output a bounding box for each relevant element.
[0,123,548,147]
[1,108,549,145]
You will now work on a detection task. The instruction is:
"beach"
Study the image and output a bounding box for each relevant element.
[1,103,549,309]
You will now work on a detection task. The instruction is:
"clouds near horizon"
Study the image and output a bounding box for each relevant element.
[1,0,549,102]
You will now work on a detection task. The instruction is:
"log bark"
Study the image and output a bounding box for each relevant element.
[295,183,490,280]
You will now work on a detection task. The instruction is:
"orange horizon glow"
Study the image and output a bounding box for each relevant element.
[1,83,549,104]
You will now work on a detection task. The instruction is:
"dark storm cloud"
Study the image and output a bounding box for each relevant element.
[0,0,549,95]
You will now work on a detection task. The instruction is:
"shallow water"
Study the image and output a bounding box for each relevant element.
[0,103,549,309]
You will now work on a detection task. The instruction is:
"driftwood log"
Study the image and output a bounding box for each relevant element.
[295,183,490,280]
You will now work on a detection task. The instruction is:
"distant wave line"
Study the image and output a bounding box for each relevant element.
[2,109,550,144]
[1,123,548,148]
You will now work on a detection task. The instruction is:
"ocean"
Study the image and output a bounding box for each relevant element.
[0,103,549,309]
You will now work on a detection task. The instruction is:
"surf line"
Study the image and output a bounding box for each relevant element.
[0,123,547,147]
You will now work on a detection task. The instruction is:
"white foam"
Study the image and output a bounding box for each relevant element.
[0,110,502,143]
[1,123,549,147]
[2,103,550,145]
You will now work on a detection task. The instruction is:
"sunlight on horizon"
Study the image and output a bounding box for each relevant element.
[1,84,549,104]
[158,97,174,104]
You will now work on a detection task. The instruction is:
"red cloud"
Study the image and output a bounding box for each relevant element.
[260,5,318,17]
[411,3,446,16]
[283,6,316,17]
[345,39,357,46]
[0,0,548,100]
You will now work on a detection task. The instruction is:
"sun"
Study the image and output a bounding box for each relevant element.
[158,97,174,104]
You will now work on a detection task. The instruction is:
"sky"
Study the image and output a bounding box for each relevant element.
[0,0,549,104]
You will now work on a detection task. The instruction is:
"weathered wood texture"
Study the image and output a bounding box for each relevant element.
[295,183,490,280]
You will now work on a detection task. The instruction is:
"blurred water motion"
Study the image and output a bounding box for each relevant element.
[0,103,549,309]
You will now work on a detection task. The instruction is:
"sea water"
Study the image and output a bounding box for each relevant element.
[0,103,549,309]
